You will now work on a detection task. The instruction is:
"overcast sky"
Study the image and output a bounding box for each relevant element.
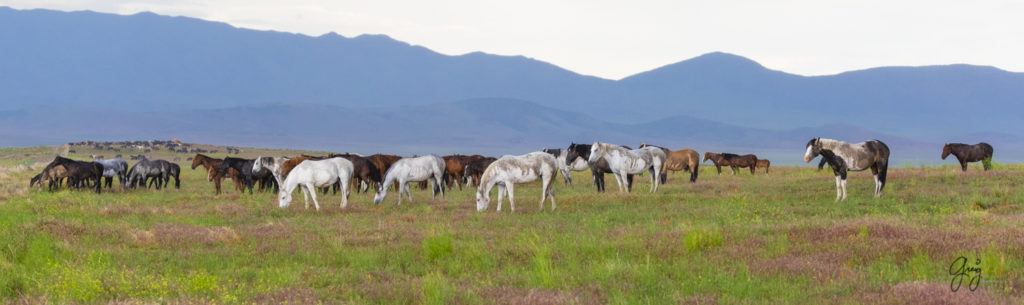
[3,0,1022,79]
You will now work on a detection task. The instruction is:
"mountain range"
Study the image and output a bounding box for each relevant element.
[1,6,1021,164]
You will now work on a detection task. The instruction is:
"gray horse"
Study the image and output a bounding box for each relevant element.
[93,158,128,188]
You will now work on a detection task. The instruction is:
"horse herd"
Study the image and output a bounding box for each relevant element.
[28,139,995,209]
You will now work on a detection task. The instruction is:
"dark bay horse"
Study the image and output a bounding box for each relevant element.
[942,142,993,171]
[803,138,890,201]
[330,153,382,193]
[41,157,102,193]
[702,152,758,175]
[565,143,632,192]
[218,157,256,194]
[755,159,770,175]
[463,155,497,187]
[442,154,476,191]
[191,154,243,195]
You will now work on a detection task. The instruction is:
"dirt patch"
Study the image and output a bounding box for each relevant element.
[481,286,601,305]
[858,281,1014,305]
[35,218,87,243]
[250,287,322,304]
[130,224,239,247]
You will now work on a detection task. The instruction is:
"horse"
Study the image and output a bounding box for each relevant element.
[475,152,558,212]
[803,138,890,201]
[373,155,446,205]
[34,164,68,191]
[942,142,994,171]
[40,157,102,193]
[565,143,633,192]
[153,160,181,189]
[253,156,289,186]
[442,155,476,191]
[542,148,589,186]
[93,158,128,188]
[218,157,256,194]
[463,155,497,187]
[817,158,828,171]
[755,159,771,175]
[638,143,700,183]
[191,154,244,195]
[588,142,666,193]
[702,152,758,175]
[125,159,167,190]
[329,153,382,194]
[278,157,354,210]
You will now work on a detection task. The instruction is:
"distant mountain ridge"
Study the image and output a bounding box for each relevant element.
[0,6,1022,162]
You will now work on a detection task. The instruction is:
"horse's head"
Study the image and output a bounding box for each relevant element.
[702,152,713,163]
[279,190,292,208]
[190,154,203,170]
[587,142,605,164]
[941,144,952,160]
[252,156,264,174]
[475,188,490,211]
[803,138,822,163]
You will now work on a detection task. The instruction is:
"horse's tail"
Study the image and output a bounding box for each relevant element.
[877,140,890,192]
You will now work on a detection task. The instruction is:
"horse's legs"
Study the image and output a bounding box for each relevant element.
[715,165,722,175]
[214,177,222,195]
[306,183,320,210]
[959,158,968,172]
[834,176,842,202]
[749,164,756,174]
[506,182,516,212]
[841,178,848,201]
[340,178,350,209]
[436,174,446,200]
[611,172,625,193]
[539,175,549,210]
[496,184,506,212]
[873,174,882,198]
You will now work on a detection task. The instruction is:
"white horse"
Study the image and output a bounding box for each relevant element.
[253,156,289,186]
[588,142,666,193]
[373,155,446,205]
[278,157,354,210]
[541,148,589,187]
[476,152,558,212]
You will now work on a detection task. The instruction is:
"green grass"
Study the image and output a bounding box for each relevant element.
[1,148,1022,304]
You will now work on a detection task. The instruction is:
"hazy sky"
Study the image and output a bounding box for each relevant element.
[3,0,1022,79]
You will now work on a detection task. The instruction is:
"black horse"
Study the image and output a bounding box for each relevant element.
[218,157,255,194]
[565,143,633,192]
[154,160,181,189]
[942,142,994,171]
[40,157,103,193]
[126,159,168,190]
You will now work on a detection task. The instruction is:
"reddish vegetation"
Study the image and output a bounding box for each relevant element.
[859,282,1013,305]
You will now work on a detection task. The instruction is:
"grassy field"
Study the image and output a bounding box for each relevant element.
[1,145,1022,304]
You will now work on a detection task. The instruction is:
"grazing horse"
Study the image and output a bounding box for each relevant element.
[942,143,994,171]
[588,142,666,193]
[191,154,243,195]
[639,143,700,183]
[153,160,181,189]
[41,157,102,193]
[565,143,633,192]
[755,159,771,175]
[34,164,68,191]
[330,153,382,193]
[278,157,354,210]
[542,148,589,186]
[218,157,256,194]
[125,159,167,190]
[373,155,446,205]
[803,138,890,201]
[93,158,128,188]
[702,152,758,175]
[476,152,558,212]
[463,155,497,187]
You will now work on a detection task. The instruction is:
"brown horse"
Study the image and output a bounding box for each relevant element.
[640,143,700,183]
[755,159,770,175]
[442,154,476,191]
[35,164,68,191]
[702,152,758,175]
[942,142,994,171]
[329,153,382,193]
[191,154,243,195]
